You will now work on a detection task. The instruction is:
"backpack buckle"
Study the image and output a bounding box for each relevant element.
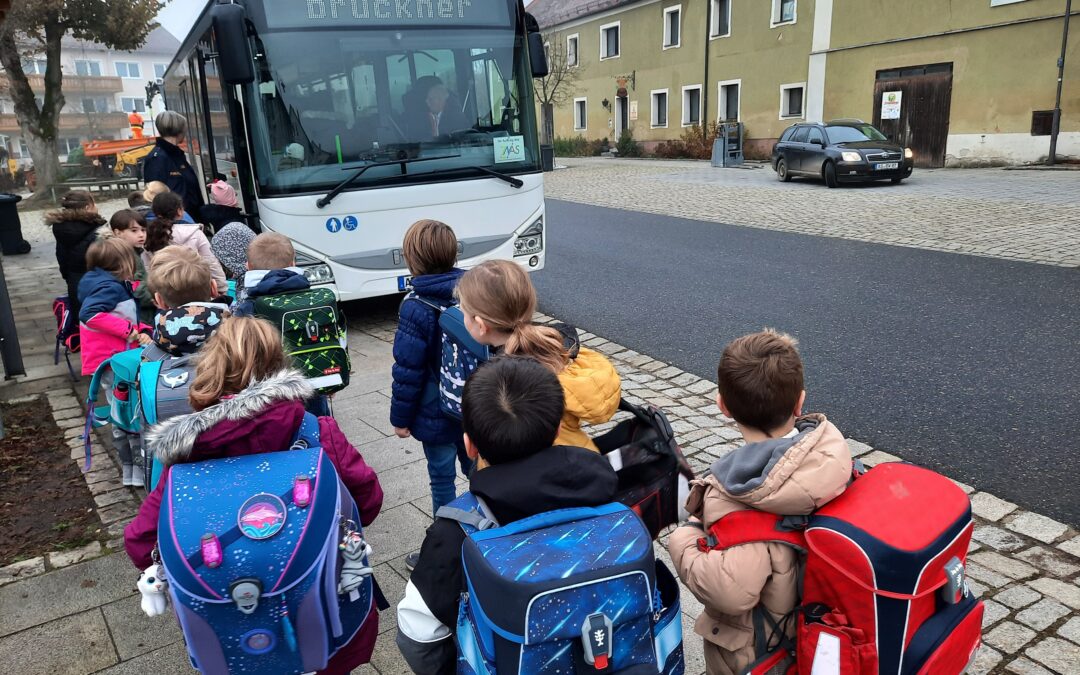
[581,612,613,670]
[229,577,263,614]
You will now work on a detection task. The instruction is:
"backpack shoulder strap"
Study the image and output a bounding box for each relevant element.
[435,492,499,534]
[290,412,321,450]
[701,509,808,552]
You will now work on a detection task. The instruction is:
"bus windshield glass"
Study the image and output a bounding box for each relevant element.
[243,3,540,196]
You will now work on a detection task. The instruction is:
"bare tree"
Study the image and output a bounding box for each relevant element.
[533,36,580,146]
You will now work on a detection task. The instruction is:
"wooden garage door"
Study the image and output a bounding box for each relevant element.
[873,63,953,168]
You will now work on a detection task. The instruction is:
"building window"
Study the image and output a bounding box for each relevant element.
[711,0,731,38]
[717,80,740,121]
[600,22,620,59]
[990,0,1030,5]
[81,97,110,113]
[74,60,102,77]
[20,58,47,75]
[120,97,146,113]
[566,34,579,67]
[154,63,167,79]
[650,89,668,128]
[663,6,681,49]
[207,96,225,112]
[780,83,805,119]
[772,0,796,25]
[574,98,587,130]
[114,61,141,79]
[682,85,701,126]
[59,138,82,155]
[1031,110,1055,136]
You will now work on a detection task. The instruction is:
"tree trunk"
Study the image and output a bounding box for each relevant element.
[0,16,64,202]
[541,103,554,146]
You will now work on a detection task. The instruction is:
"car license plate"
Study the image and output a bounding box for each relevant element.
[397,275,413,292]
[875,162,899,170]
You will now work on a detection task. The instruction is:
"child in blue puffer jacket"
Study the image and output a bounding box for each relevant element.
[391,219,472,569]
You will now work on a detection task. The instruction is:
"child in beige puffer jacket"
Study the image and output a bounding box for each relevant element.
[668,330,853,675]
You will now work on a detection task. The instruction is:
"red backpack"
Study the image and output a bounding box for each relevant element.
[698,462,983,675]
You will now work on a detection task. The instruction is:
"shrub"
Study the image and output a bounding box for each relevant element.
[553,136,589,156]
[650,122,723,160]
[616,129,642,157]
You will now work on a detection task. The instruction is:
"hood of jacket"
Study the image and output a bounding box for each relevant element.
[168,223,207,247]
[146,369,315,467]
[688,414,852,528]
[50,210,105,244]
[409,269,463,304]
[77,268,130,303]
[471,445,619,525]
[247,268,310,298]
[560,347,621,418]
[153,302,228,356]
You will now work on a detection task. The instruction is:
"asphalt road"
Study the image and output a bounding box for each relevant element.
[533,199,1080,525]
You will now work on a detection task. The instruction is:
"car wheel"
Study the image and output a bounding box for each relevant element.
[776,159,791,182]
[891,177,903,185]
[823,161,839,188]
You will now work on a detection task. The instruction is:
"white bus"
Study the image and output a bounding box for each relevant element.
[162,0,549,299]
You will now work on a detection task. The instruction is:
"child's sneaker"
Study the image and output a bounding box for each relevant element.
[122,463,140,487]
[405,552,420,572]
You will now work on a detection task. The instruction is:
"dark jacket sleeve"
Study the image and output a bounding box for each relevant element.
[124,473,167,568]
[389,299,436,430]
[410,518,467,629]
[141,148,170,186]
[319,417,384,526]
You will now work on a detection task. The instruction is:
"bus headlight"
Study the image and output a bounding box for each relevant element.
[514,216,543,257]
[302,263,335,284]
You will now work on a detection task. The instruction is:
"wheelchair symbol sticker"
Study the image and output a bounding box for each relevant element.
[343,215,358,231]
[326,217,342,233]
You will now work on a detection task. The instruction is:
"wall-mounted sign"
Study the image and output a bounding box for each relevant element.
[629,100,638,121]
[881,91,902,120]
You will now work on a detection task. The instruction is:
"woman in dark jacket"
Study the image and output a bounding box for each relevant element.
[141,110,204,221]
[48,190,105,332]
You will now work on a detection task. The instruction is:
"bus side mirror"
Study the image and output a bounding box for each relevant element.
[213,4,254,85]
[528,32,549,78]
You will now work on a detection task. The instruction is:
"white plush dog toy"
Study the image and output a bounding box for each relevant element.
[138,565,169,617]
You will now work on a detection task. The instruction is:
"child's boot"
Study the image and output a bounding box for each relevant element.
[122,463,139,487]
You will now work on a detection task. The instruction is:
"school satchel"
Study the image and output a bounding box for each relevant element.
[84,347,145,470]
[407,294,489,419]
[438,494,685,674]
[252,287,350,394]
[138,354,197,492]
[594,399,695,540]
[157,413,377,675]
[697,462,984,675]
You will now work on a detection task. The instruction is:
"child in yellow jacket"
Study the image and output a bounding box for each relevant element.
[455,260,621,451]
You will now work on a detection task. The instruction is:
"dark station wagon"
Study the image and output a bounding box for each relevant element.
[771,120,914,187]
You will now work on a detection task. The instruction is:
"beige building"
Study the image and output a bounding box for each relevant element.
[531,0,1080,165]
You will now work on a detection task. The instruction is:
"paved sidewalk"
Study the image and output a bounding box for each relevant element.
[545,158,1080,268]
[1,203,1078,673]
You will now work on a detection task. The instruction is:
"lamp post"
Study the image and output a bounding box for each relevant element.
[1048,0,1072,165]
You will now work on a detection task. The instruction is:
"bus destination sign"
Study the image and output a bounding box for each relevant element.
[269,0,510,27]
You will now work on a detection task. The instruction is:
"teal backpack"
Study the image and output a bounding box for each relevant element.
[83,348,145,470]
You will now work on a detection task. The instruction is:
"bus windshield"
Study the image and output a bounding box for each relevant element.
[244,24,540,196]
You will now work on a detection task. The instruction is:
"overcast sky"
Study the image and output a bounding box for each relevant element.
[156,0,535,40]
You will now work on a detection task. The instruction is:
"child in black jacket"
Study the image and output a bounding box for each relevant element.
[395,356,618,674]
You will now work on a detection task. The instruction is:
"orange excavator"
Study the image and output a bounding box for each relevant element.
[81,136,156,178]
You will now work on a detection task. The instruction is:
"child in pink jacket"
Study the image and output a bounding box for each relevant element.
[77,237,153,485]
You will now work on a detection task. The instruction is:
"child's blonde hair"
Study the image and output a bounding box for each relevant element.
[403,219,457,276]
[456,260,567,372]
[149,245,213,307]
[247,233,295,270]
[85,237,137,281]
[189,316,288,410]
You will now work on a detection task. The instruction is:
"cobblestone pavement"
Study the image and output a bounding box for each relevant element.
[1,203,1078,674]
[545,158,1080,268]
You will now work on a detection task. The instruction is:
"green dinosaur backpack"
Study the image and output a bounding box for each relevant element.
[251,287,350,394]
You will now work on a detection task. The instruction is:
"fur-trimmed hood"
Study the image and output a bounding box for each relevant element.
[46,208,106,227]
[146,369,314,467]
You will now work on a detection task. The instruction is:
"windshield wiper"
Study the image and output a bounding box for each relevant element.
[423,164,524,189]
[316,154,460,208]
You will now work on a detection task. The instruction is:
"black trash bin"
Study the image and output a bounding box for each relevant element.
[0,194,30,255]
[540,145,555,172]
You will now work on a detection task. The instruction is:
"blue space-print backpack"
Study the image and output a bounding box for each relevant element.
[438,494,685,674]
[157,414,376,675]
[407,294,489,419]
